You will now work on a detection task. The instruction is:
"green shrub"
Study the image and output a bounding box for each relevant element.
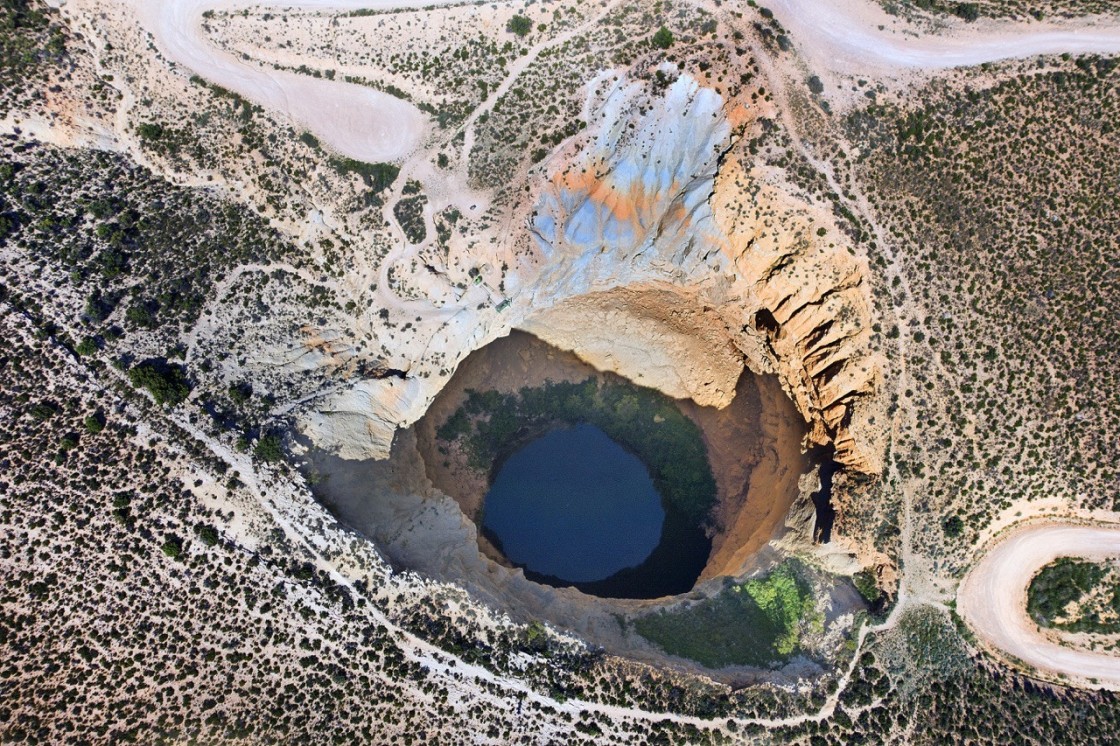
[953,2,979,21]
[137,123,164,141]
[75,336,98,356]
[853,569,880,603]
[254,433,284,463]
[651,26,674,50]
[328,157,399,193]
[128,360,190,407]
[195,524,220,547]
[941,514,964,537]
[83,412,105,434]
[161,537,183,559]
[506,14,532,36]
[29,402,56,421]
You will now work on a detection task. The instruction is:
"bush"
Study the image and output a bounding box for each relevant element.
[128,360,191,407]
[329,157,399,192]
[942,514,963,538]
[254,433,284,463]
[506,14,532,37]
[75,336,98,356]
[137,123,164,141]
[161,536,183,559]
[83,412,105,434]
[651,26,674,50]
[29,402,56,421]
[953,2,979,21]
[228,382,252,406]
[853,569,880,603]
[195,524,220,547]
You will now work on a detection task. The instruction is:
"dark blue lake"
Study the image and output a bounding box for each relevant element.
[481,424,665,583]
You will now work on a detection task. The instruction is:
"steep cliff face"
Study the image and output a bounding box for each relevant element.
[300,68,882,477]
[512,70,883,475]
[710,156,884,474]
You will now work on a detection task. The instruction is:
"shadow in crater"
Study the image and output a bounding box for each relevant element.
[809,445,840,545]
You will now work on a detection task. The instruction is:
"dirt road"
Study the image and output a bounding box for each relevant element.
[769,0,1120,73]
[128,0,1120,166]
[127,0,449,163]
[958,523,1120,689]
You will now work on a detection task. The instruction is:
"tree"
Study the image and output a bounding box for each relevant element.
[128,360,191,407]
[75,336,98,356]
[506,14,532,37]
[195,524,220,547]
[228,381,252,406]
[651,26,674,50]
[954,3,980,21]
[137,122,164,141]
[161,537,183,559]
[83,412,105,434]
[254,433,284,463]
[942,514,964,538]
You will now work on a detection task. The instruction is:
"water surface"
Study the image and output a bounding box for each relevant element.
[482,424,665,583]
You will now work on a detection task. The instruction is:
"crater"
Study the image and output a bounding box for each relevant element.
[481,423,692,595]
[290,69,882,670]
[305,326,810,611]
[422,336,720,599]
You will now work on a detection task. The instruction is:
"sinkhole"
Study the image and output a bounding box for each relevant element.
[408,330,810,600]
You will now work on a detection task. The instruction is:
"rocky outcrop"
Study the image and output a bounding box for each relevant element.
[520,285,745,409]
[515,70,883,474]
[711,155,884,473]
[300,67,882,478]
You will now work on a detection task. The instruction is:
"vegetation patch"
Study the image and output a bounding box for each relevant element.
[0,0,68,117]
[128,359,191,407]
[634,561,816,667]
[1027,557,1120,634]
[436,377,716,525]
[393,181,427,244]
[328,157,399,195]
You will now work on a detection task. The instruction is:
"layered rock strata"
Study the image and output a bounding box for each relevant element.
[303,68,882,478]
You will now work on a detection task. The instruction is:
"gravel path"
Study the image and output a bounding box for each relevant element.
[769,0,1120,73]
[128,0,453,163]
[958,523,1120,689]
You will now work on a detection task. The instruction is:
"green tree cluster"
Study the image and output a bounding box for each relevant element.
[506,14,532,37]
[128,360,190,407]
[651,26,673,50]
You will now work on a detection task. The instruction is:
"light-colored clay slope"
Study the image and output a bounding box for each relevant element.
[958,522,1120,689]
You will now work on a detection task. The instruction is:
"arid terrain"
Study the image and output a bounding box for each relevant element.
[2,0,1120,742]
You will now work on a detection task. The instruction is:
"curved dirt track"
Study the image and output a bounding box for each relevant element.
[768,0,1120,73]
[958,523,1120,689]
[128,0,1120,167]
[128,0,455,162]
